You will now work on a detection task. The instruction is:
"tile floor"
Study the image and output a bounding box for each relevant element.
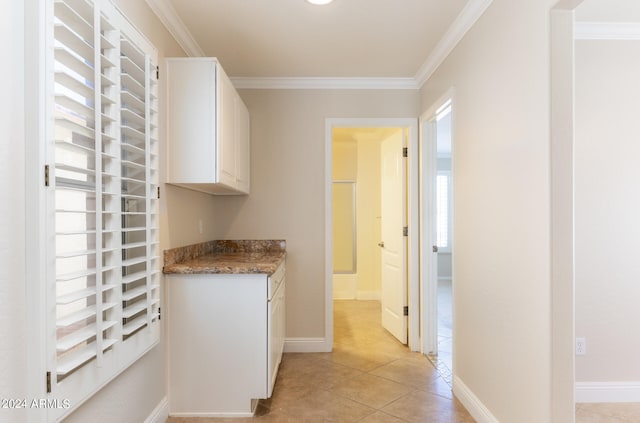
[426,279,453,386]
[576,403,640,422]
[167,300,475,422]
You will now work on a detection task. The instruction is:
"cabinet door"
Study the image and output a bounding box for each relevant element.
[217,65,237,189]
[268,280,285,397]
[235,96,250,193]
[167,59,217,184]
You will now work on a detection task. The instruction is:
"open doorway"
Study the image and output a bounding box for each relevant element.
[331,126,407,344]
[435,102,453,379]
[325,118,420,352]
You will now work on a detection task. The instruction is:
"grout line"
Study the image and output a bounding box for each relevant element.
[427,353,453,387]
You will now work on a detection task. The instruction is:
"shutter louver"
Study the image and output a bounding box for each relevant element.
[47,0,160,420]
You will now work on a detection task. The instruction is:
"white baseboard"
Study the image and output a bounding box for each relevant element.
[576,381,640,403]
[284,337,332,353]
[356,291,380,301]
[333,290,356,300]
[145,396,169,423]
[453,376,500,423]
[333,291,381,300]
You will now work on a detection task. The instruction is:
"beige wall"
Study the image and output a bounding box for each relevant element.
[332,139,358,275]
[215,89,419,338]
[333,139,358,181]
[575,39,640,383]
[419,0,554,421]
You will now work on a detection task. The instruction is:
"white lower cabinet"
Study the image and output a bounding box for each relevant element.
[167,262,285,417]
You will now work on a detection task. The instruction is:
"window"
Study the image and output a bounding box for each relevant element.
[45,0,160,419]
[436,171,451,250]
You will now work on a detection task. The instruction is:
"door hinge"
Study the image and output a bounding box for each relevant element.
[403,226,408,237]
[156,66,160,80]
[46,371,51,393]
[157,186,160,199]
[158,307,161,321]
[403,306,409,316]
[402,147,408,157]
[44,164,50,187]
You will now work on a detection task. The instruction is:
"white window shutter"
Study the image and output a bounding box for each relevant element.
[46,1,160,420]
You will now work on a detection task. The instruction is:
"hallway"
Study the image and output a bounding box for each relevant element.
[168,300,474,422]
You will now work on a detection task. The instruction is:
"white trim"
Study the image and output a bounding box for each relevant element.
[325,120,335,352]
[550,6,578,423]
[575,22,640,40]
[144,0,204,56]
[230,77,418,90]
[414,0,493,87]
[356,291,381,301]
[25,0,48,420]
[144,397,169,423]
[325,118,420,353]
[576,382,640,403]
[332,291,355,300]
[283,338,332,353]
[453,376,500,423]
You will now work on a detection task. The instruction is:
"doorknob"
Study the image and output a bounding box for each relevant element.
[378,241,385,248]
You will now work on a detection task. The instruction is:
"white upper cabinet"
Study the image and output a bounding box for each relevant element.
[166,58,250,194]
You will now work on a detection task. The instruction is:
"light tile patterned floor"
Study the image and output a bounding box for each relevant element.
[427,279,453,386]
[167,300,475,422]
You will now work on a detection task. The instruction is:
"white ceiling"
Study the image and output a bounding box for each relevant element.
[147,0,492,88]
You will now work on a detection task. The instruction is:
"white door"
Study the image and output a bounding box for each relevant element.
[380,131,407,344]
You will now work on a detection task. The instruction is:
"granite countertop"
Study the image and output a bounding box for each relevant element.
[163,240,286,275]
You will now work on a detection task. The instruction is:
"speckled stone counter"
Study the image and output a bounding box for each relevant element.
[163,240,286,275]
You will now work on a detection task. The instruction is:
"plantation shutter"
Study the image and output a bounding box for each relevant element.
[120,32,161,339]
[47,0,160,420]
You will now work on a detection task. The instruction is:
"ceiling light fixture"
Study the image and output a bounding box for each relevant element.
[306,0,334,5]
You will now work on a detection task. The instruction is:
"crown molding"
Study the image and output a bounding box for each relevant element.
[414,0,493,88]
[146,0,491,90]
[230,77,419,90]
[145,0,204,56]
[575,22,640,40]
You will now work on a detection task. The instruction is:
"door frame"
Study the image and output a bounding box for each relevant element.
[419,89,455,356]
[325,118,420,352]
[550,2,581,422]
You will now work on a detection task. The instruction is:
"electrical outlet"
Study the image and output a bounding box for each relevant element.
[575,337,586,356]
